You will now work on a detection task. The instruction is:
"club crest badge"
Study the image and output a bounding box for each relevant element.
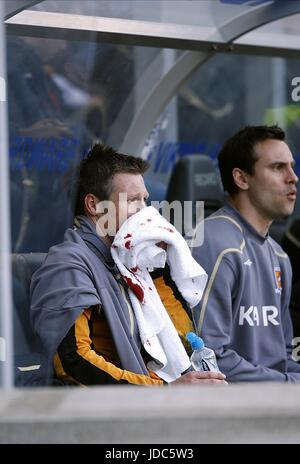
[274,267,282,294]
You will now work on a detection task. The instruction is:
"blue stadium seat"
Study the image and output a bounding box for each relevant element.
[165,154,224,231]
[12,253,50,386]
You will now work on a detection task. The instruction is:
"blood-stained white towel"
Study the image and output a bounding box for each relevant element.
[111,206,208,382]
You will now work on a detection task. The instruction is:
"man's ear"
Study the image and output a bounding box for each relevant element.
[84,194,99,216]
[232,168,249,191]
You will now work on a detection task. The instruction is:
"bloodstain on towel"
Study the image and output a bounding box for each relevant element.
[123,276,144,302]
[158,226,174,233]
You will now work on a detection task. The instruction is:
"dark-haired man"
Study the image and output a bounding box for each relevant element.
[30,144,226,386]
[192,125,300,382]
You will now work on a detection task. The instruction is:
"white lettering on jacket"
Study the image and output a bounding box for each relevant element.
[238,306,279,326]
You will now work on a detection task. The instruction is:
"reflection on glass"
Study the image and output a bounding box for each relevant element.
[7,33,164,386]
[144,52,300,196]
[7,35,163,254]
[29,0,261,29]
[235,12,300,49]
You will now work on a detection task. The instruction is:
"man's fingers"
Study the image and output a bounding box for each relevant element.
[192,371,226,380]
[196,379,228,385]
[169,370,228,385]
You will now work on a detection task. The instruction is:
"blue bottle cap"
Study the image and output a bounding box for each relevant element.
[186,332,204,350]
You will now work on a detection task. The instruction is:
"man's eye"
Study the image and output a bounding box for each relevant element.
[127,198,149,204]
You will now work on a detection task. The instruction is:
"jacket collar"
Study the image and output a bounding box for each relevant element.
[223,202,268,244]
[74,215,117,270]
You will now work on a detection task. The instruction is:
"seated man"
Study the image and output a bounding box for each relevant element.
[30,143,226,386]
[192,125,300,382]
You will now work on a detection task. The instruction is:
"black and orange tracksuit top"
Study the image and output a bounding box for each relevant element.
[54,267,194,386]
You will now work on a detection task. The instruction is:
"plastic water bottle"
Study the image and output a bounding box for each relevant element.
[186,332,220,372]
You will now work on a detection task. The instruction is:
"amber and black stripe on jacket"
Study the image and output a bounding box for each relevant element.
[54,267,193,386]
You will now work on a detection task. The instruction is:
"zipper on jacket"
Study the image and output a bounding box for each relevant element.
[118,281,135,336]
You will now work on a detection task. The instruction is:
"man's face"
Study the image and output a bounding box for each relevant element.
[107,172,149,234]
[245,139,298,220]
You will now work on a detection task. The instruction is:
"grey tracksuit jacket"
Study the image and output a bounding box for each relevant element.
[192,203,300,382]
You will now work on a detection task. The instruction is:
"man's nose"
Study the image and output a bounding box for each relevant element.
[128,199,147,217]
[291,170,298,184]
[288,167,298,184]
[141,199,147,208]
[136,199,147,210]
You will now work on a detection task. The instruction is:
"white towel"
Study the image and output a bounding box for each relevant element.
[111,206,208,382]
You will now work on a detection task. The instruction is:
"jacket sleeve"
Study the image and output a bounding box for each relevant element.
[55,308,164,386]
[192,246,294,383]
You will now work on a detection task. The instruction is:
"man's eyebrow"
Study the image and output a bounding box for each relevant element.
[127,192,149,199]
[269,161,285,166]
[269,160,296,167]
